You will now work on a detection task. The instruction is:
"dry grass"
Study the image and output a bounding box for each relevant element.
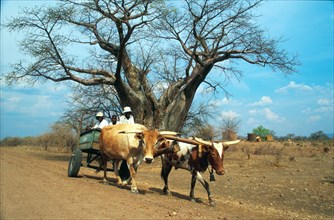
[226,140,333,169]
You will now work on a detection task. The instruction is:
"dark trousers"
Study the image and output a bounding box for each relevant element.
[119,160,130,181]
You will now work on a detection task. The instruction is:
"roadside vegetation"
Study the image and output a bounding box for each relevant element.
[0,122,78,152]
[1,120,332,155]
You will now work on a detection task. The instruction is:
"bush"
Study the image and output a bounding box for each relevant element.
[1,122,78,152]
[252,125,274,140]
[0,137,23,146]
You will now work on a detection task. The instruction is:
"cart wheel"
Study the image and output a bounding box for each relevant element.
[68,148,82,177]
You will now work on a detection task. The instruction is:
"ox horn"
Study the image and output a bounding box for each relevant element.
[192,137,212,146]
[162,136,204,145]
[222,140,241,145]
[159,131,180,136]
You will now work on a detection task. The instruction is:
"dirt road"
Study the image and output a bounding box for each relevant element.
[1,145,333,219]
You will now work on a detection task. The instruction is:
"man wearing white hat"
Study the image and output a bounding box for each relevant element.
[119,106,135,124]
[92,111,109,129]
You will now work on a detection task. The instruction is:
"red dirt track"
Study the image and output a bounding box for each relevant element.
[1,143,333,219]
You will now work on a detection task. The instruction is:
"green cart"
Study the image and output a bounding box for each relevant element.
[67,129,130,179]
[67,129,105,177]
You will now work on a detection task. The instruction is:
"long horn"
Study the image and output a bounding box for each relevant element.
[192,137,212,146]
[162,135,204,145]
[159,131,180,136]
[222,140,241,145]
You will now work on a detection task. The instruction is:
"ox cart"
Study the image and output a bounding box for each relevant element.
[67,129,129,179]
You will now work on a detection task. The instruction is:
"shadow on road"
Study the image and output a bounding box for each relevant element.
[149,187,205,204]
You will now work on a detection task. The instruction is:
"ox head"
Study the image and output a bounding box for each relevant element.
[194,138,241,175]
[197,142,225,175]
[121,130,179,164]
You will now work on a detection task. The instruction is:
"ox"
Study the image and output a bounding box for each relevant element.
[158,136,240,206]
[99,123,177,194]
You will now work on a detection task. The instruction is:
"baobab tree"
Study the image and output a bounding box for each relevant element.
[3,0,299,131]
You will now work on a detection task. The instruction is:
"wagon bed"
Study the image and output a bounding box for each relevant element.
[67,129,106,177]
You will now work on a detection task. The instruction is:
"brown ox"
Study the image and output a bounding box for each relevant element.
[159,137,240,206]
[99,123,177,193]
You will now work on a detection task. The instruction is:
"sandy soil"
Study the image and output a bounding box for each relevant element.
[1,142,333,219]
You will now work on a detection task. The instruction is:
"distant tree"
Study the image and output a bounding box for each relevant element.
[293,135,308,141]
[192,123,220,141]
[50,122,78,150]
[221,117,240,140]
[0,137,23,146]
[59,84,121,134]
[252,125,272,140]
[21,136,39,146]
[182,102,214,136]
[287,133,295,140]
[3,0,299,131]
[309,131,329,141]
[35,122,78,151]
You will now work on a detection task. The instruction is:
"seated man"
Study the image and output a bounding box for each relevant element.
[119,106,135,124]
[110,114,118,125]
[92,112,109,129]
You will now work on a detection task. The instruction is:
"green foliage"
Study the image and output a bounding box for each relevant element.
[252,125,272,140]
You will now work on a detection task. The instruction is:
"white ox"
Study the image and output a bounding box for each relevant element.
[99,123,177,193]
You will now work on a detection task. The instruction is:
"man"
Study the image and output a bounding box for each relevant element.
[92,112,109,129]
[119,107,135,124]
[110,114,118,125]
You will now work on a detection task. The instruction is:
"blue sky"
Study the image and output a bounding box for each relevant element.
[1,1,333,138]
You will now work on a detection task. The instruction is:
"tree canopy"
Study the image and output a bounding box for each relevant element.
[252,125,273,139]
[3,0,299,131]
[308,131,330,141]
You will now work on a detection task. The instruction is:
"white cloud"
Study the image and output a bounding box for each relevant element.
[307,115,321,122]
[209,97,230,107]
[249,96,273,106]
[247,107,283,122]
[220,110,239,120]
[249,109,257,115]
[3,93,59,117]
[317,98,330,105]
[221,97,230,104]
[2,83,68,118]
[275,81,313,94]
[263,107,280,121]
[302,98,333,113]
[247,117,257,125]
[301,107,312,114]
[314,106,333,113]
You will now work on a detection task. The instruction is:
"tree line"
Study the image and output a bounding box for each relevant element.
[0,123,78,152]
[1,120,331,151]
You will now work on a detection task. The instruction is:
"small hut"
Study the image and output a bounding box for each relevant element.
[266,135,274,141]
[247,133,257,142]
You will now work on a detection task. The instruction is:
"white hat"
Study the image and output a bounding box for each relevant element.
[96,112,104,117]
[122,106,132,113]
